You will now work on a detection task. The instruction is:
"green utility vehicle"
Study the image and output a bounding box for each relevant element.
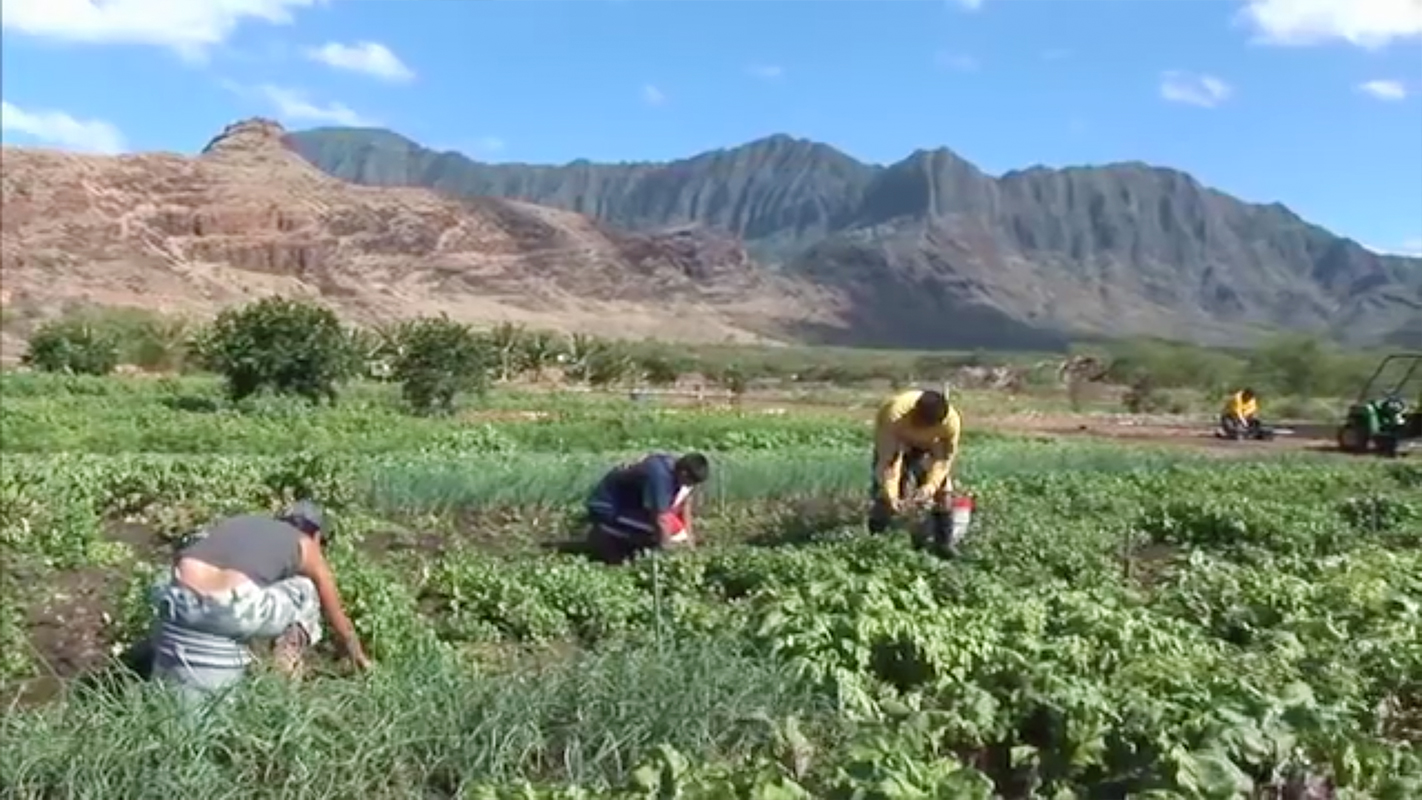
[1337,353,1422,457]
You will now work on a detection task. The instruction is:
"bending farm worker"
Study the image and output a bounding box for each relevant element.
[148,501,371,702]
[586,452,711,564]
[868,388,962,537]
[1220,387,1261,440]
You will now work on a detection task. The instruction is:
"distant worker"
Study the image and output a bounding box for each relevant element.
[148,501,371,702]
[586,452,711,564]
[868,387,963,547]
[1220,387,1263,440]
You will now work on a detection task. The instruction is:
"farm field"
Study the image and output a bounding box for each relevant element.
[2,373,1419,799]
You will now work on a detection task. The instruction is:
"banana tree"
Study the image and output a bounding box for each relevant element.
[562,333,603,384]
[488,322,526,383]
[519,330,564,383]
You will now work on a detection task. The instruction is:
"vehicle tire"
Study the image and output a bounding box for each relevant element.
[1378,435,1400,459]
[1338,424,1369,453]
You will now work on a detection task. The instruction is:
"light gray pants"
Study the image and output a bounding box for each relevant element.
[149,572,322,702]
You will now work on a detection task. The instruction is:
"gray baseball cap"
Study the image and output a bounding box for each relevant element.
[278,500,327,538]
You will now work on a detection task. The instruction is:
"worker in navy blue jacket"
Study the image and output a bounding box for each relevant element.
[585,452,711,564]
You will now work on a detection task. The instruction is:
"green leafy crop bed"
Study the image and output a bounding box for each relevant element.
[1,377,1418,799]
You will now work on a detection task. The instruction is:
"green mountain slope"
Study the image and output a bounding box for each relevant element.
[288,127,1422,350]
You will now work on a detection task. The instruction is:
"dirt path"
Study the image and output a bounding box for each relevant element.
[980,412,1339,456]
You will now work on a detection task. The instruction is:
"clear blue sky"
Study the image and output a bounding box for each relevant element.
[3,0,1420,254]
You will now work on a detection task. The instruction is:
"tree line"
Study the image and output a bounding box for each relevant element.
[18,298,751,415]
[16,298,1396,415]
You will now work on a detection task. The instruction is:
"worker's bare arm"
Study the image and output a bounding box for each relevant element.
[298,538,370,668]
[681,492,696,542]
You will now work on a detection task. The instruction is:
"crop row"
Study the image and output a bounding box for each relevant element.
[0,371,1116,456]
[0,403,890,457]
[0,440,1300,569]
[4,459,1420,797]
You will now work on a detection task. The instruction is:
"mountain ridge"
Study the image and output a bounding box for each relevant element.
[288,126,1422,350]
[0,118,837,358]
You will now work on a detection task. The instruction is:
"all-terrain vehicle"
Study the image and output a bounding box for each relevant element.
[1337,353,1422,457]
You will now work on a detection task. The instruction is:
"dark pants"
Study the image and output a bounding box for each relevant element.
[586,508,660,565]
[867,447,932,534]
[1220,414,1262,440]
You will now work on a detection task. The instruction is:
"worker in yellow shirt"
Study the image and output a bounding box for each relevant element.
[1219,387,1262,440]
[868,387,962,543]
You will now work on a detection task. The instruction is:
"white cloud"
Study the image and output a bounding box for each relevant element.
[1358,78,1409,100]
[305,40,415,83]
[0,0,321,61]
[259,85,371,126]
[0,101,126,153]
[230,83,374,126]
[1367,238,1422,256]
[1236,0,1422,49]
[746,64,785,80]
[473,136,505,154]
[1160,71,1234,108]
[935,51,980,71]
[642,84,666,106]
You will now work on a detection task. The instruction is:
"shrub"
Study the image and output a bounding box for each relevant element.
[1122,374,1169,414]
[390,315,492,415]
[638,354,684,387]
[21,319,119,376]
[710,364,749,396]
[198,297,356,404]
[1103,340,1243,394]
[517,331,564,382]
[585,346,633,388]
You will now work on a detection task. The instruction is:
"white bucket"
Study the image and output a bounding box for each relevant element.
[948,495,974,545]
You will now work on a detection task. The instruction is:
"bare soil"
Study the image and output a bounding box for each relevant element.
[13,565,127,704]
[980,412,1341,456]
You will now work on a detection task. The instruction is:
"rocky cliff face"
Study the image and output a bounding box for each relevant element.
[1,119,827,347]
[290,127,1422,349]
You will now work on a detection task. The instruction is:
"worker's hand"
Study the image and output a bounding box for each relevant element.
[350,651,373,672]
[911,489,937,509]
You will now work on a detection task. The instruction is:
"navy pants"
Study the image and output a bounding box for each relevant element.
[585,504,661,565]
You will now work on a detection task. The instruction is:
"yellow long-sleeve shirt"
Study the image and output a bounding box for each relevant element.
[873,389,962,507]
[1223,391,1258,422]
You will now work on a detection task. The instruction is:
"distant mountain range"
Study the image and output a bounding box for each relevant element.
[288,127,1422,350]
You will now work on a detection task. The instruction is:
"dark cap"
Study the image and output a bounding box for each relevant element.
[278,500,326,537]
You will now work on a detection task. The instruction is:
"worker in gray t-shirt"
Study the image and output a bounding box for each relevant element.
[146,500,371,700]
